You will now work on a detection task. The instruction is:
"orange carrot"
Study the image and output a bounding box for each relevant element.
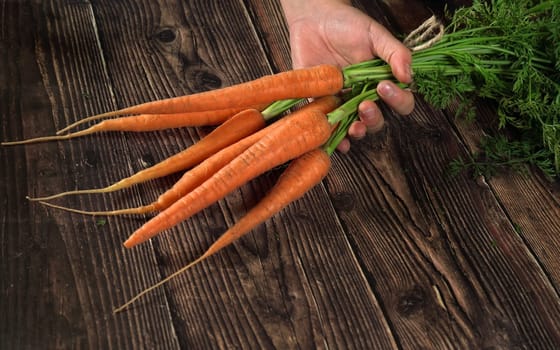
[27,108,268,201]
[37,96,341,215]
[123,107,333,248]
[62,64,342,122]
[3,65,342,145]
[149,96,340,212]
[113,148,331,313]
[54,103,269,136]
[1,107,256,146]
[148,122,276,211]
[37,130,264,216]
[39,120,275,216]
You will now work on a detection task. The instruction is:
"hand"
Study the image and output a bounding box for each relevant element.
[280,0,415,152]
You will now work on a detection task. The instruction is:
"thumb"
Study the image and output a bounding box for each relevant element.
[367,21,413,84]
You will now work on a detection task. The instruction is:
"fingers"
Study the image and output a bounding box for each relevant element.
[336,138,351,153]
[367,21,413,84]
[345,100,384,142]
[377,80,415,115]
[344,81,414,146]
[338,101,384,153]
[358,100,385,133]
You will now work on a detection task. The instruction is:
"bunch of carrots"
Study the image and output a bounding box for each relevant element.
[4,0,558,312]
[3,63,384,312]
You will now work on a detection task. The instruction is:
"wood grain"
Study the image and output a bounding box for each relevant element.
[2,1,180,349]
[326,98,560,348]
[2,0,559,349]
[451,103,560,291]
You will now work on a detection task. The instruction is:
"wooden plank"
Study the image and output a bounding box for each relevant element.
[84,0,396,347]
[0,1,180,348]
[242,0,292,72]
[327,100,560,348]
[3,0,559,348]
[452,104,560,291]
[331,0,560,348]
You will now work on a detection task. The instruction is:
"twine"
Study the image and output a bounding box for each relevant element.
[403,15,445,51]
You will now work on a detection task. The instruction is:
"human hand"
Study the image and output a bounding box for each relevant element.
[280,0,415,152]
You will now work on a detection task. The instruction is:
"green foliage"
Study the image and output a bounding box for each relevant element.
[411,0,560,178]
[341,0,559,178]
[448,134,556,179]
[413,68,477,120]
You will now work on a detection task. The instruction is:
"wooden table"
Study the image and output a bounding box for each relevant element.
[2,0,559,349]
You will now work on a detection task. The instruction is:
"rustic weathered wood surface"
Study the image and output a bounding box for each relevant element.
[2,0,559,349]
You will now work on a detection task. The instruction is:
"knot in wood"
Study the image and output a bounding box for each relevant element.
[331,192,355,212]
[155,28,177,43]
[396,286,427,317]
[191,69,222,92]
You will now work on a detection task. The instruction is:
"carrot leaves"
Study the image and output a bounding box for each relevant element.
[339,0,560,178]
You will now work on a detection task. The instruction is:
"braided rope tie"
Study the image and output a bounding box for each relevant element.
[403,15,445,51]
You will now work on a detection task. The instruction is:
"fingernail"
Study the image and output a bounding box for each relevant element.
[378,82,395,98]
[361,107,376,123]
[407,64,414,80]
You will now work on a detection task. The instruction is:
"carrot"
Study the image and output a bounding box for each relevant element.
[113,148,331,313]
[1,106,258,146]
[123,107,333,248]
[38,121,274,216]
[27,108,269,201]
[147,122,278,211]
[58,64,342,128]
[36,96,341,215]
[37,131,263,215]
[54,103,270,136]
[146,96,339,213]
[3,65,342,146]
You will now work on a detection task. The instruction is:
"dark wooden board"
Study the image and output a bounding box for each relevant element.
[2,0,559,349]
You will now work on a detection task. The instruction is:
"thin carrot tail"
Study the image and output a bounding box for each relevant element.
[56,110,125,135]
[55,105,268,135]
[123,109,333,248]
[113,251,211,313]
[25,178,135,201]
[1,125,104,146]
[38,200,156,216]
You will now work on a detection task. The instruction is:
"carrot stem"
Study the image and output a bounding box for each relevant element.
[324,82,407,154]
[261,98,303,120]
